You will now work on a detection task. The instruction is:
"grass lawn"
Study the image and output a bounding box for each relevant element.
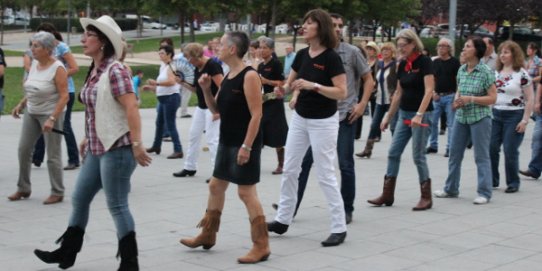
[1,65,199,115]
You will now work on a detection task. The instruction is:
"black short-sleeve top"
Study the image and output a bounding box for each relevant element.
[291,47,345,119]
[397,54,434,112]
[195,59,223,109]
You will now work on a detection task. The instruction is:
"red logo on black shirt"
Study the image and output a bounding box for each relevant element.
[313,63,325,70]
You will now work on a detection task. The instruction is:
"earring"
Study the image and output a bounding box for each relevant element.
[100,46,104,51]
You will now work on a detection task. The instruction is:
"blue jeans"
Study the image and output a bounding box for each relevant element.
[64,93,80,165]
[152,94,182,152]
[386,110,431,182]
[490,109,525,188]
[296,116,357,213]
[429,94,455,152]
[69,146,137,238]
[443,117,492,199]
[368,104,389,139]
[527,114,542,178]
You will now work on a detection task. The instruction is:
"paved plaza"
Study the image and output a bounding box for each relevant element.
[1,107,542,271]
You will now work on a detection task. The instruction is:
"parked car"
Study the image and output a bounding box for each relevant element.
[498,26,542,41]
[142,16,166,29]
[462,26,493,38]
[420,26,437,38]
[200,22,218,32]
[14,17,29,26]
[1,15,14,25]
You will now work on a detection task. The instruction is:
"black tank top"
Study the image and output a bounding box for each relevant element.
[217,66,262,148]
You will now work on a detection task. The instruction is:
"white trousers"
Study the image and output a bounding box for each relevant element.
[183,107,220,171]
[275,111,346,233]
[179,86,192,116]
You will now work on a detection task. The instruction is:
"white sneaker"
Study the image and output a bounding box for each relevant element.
[473,196,489,204]
[433,190,457,198]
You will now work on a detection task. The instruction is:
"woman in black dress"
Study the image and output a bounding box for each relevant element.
[258,37,288,174]
[179,31,270,264]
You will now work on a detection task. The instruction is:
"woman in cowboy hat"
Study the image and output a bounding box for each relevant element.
[34,15,151,271]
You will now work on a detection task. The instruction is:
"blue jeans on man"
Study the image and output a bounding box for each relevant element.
[526,114,542,178]
[443,117,493,199]
[296,116,357,215]
[490,109,525,188]
[386,110,431,182]
[429,94,455,153]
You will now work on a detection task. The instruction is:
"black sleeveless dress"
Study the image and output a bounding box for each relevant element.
[213,66,263,185]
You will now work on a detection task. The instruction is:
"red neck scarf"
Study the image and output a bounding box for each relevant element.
[404,52,421,72]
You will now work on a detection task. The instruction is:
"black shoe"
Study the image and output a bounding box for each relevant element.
[439,129,446,135]
[345,212,352,224]
[426,147,438,154]
[173,169,196,177]
[519,169,539,179]
[444,150,449,158]
[63,164,80,170]
[271,203,278,210]
[33,160,42,167]
[505,187,519,193]
[321,232,346,247]
[467,143,473,149]
[267,220,288,235]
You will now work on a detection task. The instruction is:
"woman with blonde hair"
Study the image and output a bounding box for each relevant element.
[490,40,534,192]
[367,28,434,211]
[357,42,397,158]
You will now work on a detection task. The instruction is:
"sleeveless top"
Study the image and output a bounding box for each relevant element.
[24,60,65,115]
[217,66,262,148]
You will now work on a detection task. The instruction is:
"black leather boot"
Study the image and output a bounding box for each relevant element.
[117,231,139,271]
[34,226,85,269]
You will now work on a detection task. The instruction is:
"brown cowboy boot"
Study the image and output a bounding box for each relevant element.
[355,139,375,158]
[180,210,221,249]
[272,148,284,175]
[413,179,432,211]
[367,176,397,206]
[238,215,271,264]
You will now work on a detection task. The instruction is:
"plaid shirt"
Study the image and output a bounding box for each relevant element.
[80,57,134,155]
[455,62,495,124]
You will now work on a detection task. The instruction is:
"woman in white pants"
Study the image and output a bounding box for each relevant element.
[267,9,347,247]
[173,43,223,179]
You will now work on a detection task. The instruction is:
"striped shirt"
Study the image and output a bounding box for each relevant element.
[455,62,495,124]
[80,57,134,155]
[173,53,195,85]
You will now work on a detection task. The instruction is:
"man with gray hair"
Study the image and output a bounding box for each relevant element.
[426,37,461,157]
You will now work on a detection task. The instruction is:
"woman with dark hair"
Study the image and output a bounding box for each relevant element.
[179,31,270,264]
[267,9,348,247]
[490,41,534,193]
[143,45,184,159]
[33,16,151,270]
[367,28,434,211]
[32,22,81,170]
[434,37,497,204]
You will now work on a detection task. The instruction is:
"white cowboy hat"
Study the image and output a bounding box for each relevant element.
[80,15,123,60]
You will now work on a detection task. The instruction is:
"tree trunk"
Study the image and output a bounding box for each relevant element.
[269,0,277,39]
